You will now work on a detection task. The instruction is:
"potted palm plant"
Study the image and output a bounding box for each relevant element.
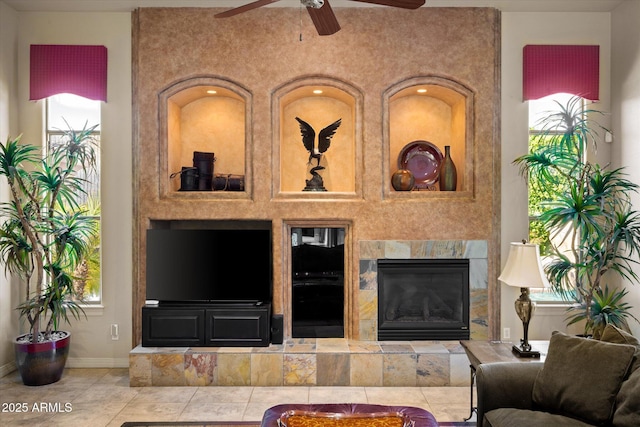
[514,96,640,338]
[568,285,639,338]
[0,123,98,385]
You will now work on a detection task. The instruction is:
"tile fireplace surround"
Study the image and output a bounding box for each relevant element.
[130,239,486,387]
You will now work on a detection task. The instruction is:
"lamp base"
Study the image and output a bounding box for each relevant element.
[512,344,541,358]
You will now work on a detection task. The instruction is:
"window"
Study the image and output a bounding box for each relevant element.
[46,93,101,302]
[527,93,584,303]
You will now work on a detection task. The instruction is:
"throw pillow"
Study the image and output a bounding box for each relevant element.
[532,331,636,425]
[601,323,640,373]
[601,323,639,346]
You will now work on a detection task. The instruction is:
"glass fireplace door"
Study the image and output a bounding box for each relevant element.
[290,227,345,338]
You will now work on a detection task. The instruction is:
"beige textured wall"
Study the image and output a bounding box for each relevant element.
[133,6,501,342]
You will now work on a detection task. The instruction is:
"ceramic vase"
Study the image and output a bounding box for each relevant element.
[391,169,415,191]
[439,145,457,191]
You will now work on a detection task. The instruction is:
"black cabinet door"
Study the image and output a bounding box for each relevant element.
[205,306,270,347]
[142,307,205,346]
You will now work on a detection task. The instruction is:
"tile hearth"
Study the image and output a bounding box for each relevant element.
[130,338,469,388]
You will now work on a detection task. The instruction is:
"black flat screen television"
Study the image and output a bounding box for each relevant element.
[146,228,272,303]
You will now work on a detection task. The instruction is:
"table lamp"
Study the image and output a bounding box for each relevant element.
[498,241,550,357]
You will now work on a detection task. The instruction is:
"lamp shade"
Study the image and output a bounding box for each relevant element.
[498,242,550,289]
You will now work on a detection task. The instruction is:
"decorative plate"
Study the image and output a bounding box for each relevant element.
[397,140,443,189]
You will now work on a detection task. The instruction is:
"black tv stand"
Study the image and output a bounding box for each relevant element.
[142,302,271,347]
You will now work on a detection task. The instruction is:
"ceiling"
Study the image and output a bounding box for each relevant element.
[2,0,627,13]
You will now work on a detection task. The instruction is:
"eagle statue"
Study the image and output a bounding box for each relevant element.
[295,117,342,191]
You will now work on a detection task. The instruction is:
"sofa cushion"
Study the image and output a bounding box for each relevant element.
[484,408,593,427]
[600,325,640,427]
[532,331,636,425]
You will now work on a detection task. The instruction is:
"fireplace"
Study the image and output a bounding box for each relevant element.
[377,259,470,340]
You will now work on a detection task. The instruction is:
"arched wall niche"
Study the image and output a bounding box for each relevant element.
[383,75,475,199]
[272,76,363,199]
[158,75,253,199]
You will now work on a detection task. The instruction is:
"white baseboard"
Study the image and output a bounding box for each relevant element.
[66,357,129,369]
[1,358,128,379]
[0,361,17,378]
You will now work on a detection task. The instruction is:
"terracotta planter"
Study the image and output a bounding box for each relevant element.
[14,331,70,386]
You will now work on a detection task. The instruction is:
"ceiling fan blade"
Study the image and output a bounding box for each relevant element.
[306,0,341,36]
[349,0,425,9]
[215,0,281,19]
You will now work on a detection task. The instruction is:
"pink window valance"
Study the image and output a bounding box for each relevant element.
[30,44,107,101]
[523,45,599,101]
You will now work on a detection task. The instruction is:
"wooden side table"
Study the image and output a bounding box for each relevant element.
[459,340,548,421]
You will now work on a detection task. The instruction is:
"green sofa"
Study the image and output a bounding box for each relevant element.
[476,326,640,427]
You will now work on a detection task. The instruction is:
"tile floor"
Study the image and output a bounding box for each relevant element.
[0,368,475,427]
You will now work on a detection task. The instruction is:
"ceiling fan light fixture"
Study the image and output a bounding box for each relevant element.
[301,0,325,9]
[216,0,424,36]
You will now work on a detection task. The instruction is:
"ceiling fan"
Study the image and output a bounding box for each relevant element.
[214,0,426,36]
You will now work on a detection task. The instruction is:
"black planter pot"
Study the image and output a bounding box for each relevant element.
[14,331,70,386]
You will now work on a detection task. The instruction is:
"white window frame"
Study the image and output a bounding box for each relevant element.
[527,93,585,304]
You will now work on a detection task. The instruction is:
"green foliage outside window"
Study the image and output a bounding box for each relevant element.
[72,196,101,301]
[527,133,575,302]
[527,133,575,256]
